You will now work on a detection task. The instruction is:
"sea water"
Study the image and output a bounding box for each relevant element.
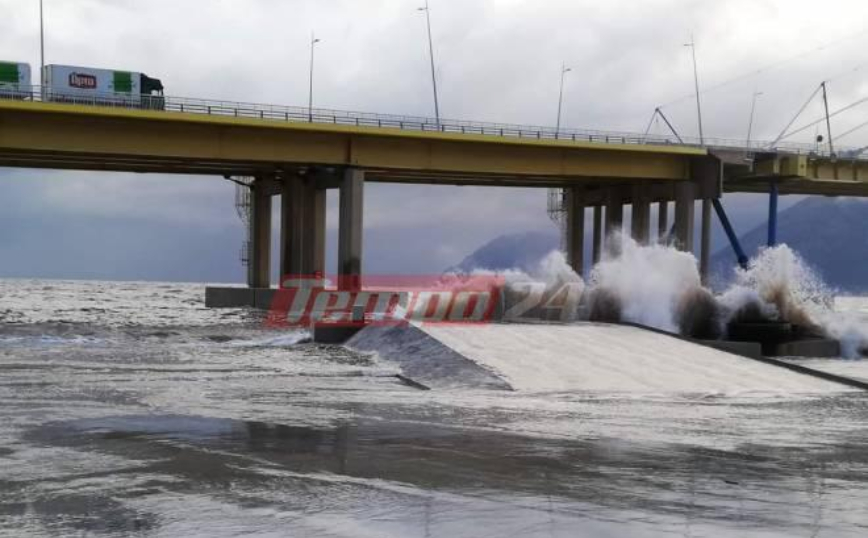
[2,272,868,536]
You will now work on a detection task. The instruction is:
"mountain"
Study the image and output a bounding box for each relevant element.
[711,196,868,292]
[451,231,560,273]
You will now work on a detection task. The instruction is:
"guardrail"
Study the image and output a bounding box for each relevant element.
[0,84,862,159]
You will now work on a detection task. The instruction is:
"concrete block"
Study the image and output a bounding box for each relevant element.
[254,288,277,310]
[696,339,763,360]
[775,339,841,358]
[205,287,254,308]
[312,324,364,344]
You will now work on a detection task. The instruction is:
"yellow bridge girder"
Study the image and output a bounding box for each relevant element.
[0,100,704,185]
[725,154,868,196]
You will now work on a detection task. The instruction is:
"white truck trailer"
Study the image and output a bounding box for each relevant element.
[0,62,32,98]
[43,64,164,108]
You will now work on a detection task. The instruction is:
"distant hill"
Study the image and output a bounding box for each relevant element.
[711,197,868,292]
[450,231,559,273]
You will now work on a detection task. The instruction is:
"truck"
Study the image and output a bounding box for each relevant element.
[43,64,164,109]
[0,61,33,99]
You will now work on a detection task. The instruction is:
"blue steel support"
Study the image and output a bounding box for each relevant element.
[712,199,749,270]
[767,181,778,247]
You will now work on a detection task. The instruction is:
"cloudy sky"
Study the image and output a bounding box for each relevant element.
[2,0,868,282]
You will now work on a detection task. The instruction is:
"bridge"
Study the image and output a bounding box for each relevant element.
[1,86,864,304]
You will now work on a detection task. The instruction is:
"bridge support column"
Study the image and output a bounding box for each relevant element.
[592,206,603,264]
[338,168,365,290]
[700,199,712,285]
[308,184,326,277]
[280,175,326,282]
[565,186,585,276]
[658,201,669,243]
[674,181,696,253]
[767,181,779,247]
[693,155,723,283]
[248,178,272,289]
[605,190,624,240]
[281,176,306,279]
[631,185,651,244]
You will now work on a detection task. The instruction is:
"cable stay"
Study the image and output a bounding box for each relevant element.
[824,58,868,86]
[769,83,823,148]
[657,108,685,144]
[778,94,868,142]
[831,115,868,158]
[835,117,868,142]
[659,26,868,109]
[770,81,849,158]
[642,107,684,144]
[641,109,658,141]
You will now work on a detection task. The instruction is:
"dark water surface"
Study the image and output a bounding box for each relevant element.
[2,280,868,537]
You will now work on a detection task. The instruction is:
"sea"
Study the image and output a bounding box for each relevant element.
[2,278,868,537]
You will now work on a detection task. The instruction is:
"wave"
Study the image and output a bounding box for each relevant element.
[467,233,868,358]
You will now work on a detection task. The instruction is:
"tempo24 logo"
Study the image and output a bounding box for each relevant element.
[267,275,584,328]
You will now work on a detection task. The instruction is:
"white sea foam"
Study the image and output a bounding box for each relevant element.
[462,234,868,357]
[719,245,868,357]
[588,233,701,332]
[0,334,105,347]
[463,249,581,288]
[232,332,310,348]
[723,245,830,324]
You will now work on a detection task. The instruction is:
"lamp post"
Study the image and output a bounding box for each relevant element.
[556,63,572,134]
[684,35,704,146]
[418,0,440,125]
[308,33,320,123]
[39,0,45,86]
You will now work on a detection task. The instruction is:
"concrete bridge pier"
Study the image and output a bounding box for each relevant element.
[700,199,713,285]
[565,186,586,276]
[694,156,724,284]
[657,201,669,243]
[247,176,273,289]
[605,188,625,240]
[673,181,696,253]
[338,168,365,290]
[592,206,603,264]
[280,174,327,280]
[308,182,327,277]
[630,185,651,244]
[281,176,305,278]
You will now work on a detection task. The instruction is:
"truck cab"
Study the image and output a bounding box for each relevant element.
[140,74,165,110]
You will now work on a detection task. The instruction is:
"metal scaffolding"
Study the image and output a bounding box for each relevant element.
[233,177,254,267]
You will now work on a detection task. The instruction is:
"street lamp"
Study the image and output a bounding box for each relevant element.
[684,35,704,146]
[556,63,572,134]
[308,33,321,122]
[417,0,440,126]
[39,0,45,86]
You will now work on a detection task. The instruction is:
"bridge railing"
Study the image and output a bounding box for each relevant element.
[0,84,861,159]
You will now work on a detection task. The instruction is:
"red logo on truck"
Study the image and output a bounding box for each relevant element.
[68,72,97,89]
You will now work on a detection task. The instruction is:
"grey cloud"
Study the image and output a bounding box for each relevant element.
[1,0,865,281]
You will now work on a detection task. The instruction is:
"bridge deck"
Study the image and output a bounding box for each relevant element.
[3,94,865,196]
[724,153,868,197]
[0,100,704,185]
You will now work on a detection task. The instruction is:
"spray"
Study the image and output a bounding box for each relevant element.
[587,232,704,333]
[464,233,868,357]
